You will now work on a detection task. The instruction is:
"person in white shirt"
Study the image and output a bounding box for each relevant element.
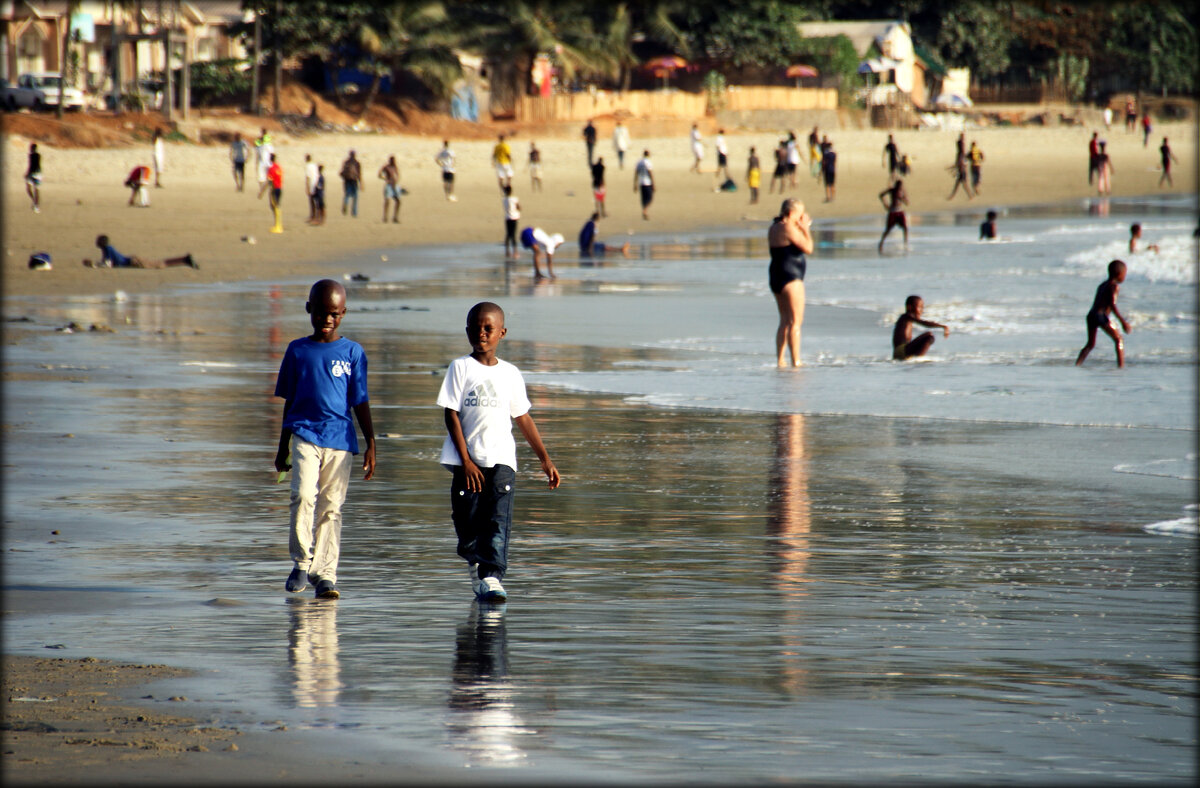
[304,154,319,223]
[634,150,654,220]
[502,185,520,259]
[612,120,631,169]
[255,127,274,199]
[152,128,165,188]
[435,140,457,201]
[714,129,730,182]
[437,301,559,601]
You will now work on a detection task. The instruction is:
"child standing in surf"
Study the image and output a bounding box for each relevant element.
[437,301,560,602]
[1075,260,1131,368]
[274,279,376,599]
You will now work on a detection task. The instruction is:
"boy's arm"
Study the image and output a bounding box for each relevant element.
[444,408,485,492]
[353,402,376,480]
[915,317,950,337]
[275,399,293,472]
[514,413,560,489]
[1110,285,1130,331]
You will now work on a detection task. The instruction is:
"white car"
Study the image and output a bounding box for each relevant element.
[1,77,45,110]
[18,73,87,111]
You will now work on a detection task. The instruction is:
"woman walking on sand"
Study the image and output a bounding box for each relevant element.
[768,198,814,367]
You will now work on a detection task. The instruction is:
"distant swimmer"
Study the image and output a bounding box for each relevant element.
[1129,223,1159,254]
[980,210,998,240]
[877,179,909,251]
[1075,260,1130,368]
[892,295,949,361]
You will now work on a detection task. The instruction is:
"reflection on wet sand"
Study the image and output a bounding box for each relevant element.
[288,599,342,708]
[446,603,532,765]
[767,413,811,695]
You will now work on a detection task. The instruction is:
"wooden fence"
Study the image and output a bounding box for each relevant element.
[515,86,836,122]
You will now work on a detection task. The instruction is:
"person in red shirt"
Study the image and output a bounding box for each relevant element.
[268,154,284,233]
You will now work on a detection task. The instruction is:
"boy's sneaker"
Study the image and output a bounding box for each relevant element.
[285,567,308,593]
[314,579,340,599]
[476,576,507,602]
[467,563,480,588]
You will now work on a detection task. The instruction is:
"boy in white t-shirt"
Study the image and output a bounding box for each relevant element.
[438,302,560,602]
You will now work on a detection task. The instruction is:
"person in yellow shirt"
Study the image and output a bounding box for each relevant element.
[492,134,513,190]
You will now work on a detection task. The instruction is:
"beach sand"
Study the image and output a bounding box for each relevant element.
[4,118,1194,299]
[2,114,1195,782]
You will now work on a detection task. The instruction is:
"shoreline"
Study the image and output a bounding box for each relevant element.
[4,122,1195,300]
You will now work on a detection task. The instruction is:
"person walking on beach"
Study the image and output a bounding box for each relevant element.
[230,132,249,192]
[255,127,274,199]
[1103,106,1113,129]
[502,185,520,259]
[613,120,630,169]
[1141,110,1152,147]
[528,141,543,192]
[747,146,761,205]
[152,128,165,188]
[1075,260,1130,368]
[946,144,973,201]
[378,155,401,224]
[493,134,514,191]
[519,227,563,280]
[311,164,326,225]
[340,150,363,217]
[1124,98,1137,132]
[84,234,196,269]
[877,179,908,252]
[689,123,704,174]
[820,139,837,202]
[125,164,152,207]
[892,295,950,361]
[24,142,41,213]
[807,127,821,179]
[714,129,730,183]
[769,139,787,194]
[583,118,597,166]
[883,133,900,184]
[268,153,284,234]
[1095,141,1114,196]
[435,140,457,201]
[786,132,802,187]
[968,140,985,195]
[275,279,377,600]
[591,155,607,217]
[634,149,654,220]
[304,154,319,224]
[1087,132,1100,185]
[436,301,559,602]
[1158,137,1177,187]
[768,198,814,368]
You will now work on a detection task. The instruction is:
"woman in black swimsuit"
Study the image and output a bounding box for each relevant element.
[768,198,814,367]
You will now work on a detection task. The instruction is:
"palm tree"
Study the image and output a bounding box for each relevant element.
[354,0,465,119]
[600,1,690,92]
[57,0,82,118]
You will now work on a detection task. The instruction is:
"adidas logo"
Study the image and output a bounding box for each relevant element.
[463,380,499,408]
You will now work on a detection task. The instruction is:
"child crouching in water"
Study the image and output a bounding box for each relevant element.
[275,279,376,599]
[892,295,950,360]
[437,301,560,602]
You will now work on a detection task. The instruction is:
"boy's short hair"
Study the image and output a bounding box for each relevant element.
[905,294,922,310]
[467,301,504,324]
[1108,260,1127,277]
[96,234,108,246]
[1130,223,1141,234]
[987,210,997,220]
[503,185,512,195]
[590,212,599,221]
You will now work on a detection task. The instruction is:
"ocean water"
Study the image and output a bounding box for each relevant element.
[3,194,1196,782]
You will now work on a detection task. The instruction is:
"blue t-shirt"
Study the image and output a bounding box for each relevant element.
[578,221,596,253]
[102,245,131,267]
[274,336,369,453]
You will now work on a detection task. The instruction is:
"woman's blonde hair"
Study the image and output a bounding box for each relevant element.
[776,198,803,222]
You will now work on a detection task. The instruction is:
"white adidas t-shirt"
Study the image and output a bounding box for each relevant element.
[437,355,531,470]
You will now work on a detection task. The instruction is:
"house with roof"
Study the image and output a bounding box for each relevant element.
[797,19,951,109]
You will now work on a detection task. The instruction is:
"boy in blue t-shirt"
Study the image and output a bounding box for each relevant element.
[274,279,376,599]
[437,302,559,602]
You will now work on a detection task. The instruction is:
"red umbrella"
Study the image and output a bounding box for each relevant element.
[641,55,688,89]
[786,64,819,87]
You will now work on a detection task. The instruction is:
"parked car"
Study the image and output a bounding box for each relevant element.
[17,72,87,111]
[1,77,46,110]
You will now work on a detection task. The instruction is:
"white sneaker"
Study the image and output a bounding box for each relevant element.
[476,575,507,602]
[448,195,457,202]
[468,563,480,588]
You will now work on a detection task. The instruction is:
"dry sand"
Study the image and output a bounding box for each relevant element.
[4,118,1194,300]
[1,112,1195,782]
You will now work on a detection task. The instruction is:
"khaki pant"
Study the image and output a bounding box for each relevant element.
[288,437,352,584]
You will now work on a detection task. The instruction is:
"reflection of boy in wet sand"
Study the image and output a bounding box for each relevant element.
[877,179,908,251]
[1076,260,1130,368]
[892,295,949,360]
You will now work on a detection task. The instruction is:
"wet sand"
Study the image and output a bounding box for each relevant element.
[4,121,1195,299]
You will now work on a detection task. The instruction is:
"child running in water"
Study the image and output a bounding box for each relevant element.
[1075,260,1131,368]
[892,295,950,360]
[437,301,560,601]
[275,279,376,599]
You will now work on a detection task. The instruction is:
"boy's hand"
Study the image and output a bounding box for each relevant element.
[1120,319,1131,333]
[943,326,950,338]
[463,460,485,493]
[542,459,561,490]
[274,450,291,473]
[362,443,376,481]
